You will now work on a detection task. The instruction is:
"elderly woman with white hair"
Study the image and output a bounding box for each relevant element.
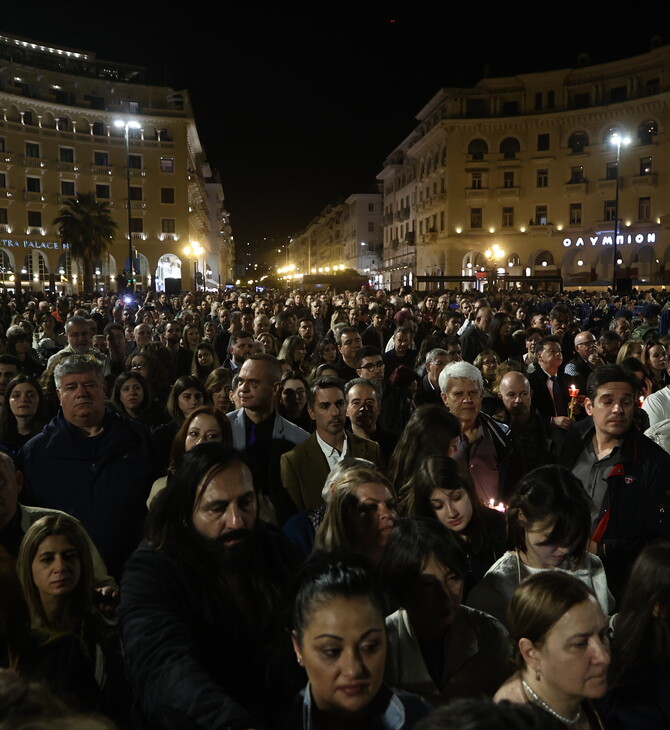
[438,360,517,507]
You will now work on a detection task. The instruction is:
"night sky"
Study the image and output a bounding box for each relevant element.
[1,8,662,264]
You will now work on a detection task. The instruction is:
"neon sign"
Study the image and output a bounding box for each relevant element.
[562,232,656,248]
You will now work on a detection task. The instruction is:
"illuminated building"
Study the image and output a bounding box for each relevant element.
[378,41,670,292]
[0,31,231,294]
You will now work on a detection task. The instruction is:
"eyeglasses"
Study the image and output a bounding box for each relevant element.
[360,362,384,371]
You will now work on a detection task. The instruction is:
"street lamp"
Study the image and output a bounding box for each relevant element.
[114,119,142,293]
[183,242,203,292]
[610,131,631,291]
[484,244,505,291]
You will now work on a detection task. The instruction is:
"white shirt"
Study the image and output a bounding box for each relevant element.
[315,431,349,471]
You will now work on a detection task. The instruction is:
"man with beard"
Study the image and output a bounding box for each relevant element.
[344,378,397,467]
[120,442,301,730]
[161,319,193,384]
[497,370,564,477]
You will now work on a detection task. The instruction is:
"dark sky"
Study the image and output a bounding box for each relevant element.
[1,8,662,260]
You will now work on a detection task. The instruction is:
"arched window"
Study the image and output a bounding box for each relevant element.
[500,137,520,159]
[568,131,589,154]
[535,251,554,267]
[638,120,658,146]
[467,138,488,160]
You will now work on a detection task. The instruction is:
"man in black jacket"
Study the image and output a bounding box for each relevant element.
[120,442,301,730]
[560,364,670,600]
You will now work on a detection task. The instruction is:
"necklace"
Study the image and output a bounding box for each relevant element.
[522,679,582,725]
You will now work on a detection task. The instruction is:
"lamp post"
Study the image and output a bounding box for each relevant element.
[484,244,505,292]
[114,119,142,294]
[183,242,203,292]
[610,131,631,291]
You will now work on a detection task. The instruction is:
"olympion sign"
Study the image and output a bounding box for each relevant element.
[563,232,656,248]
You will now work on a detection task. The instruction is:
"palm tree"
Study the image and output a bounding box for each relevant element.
[53,193,118,294]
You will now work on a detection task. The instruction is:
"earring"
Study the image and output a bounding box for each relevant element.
[297,655,303,666]
[535,669,541,682]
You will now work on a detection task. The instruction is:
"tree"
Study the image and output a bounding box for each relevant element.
[53,193,118,294]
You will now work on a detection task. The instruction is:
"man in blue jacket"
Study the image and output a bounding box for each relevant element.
[19,353,157,579]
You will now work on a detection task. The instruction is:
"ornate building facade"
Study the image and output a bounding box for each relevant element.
[0,31,232,294]
[378,40,670,292]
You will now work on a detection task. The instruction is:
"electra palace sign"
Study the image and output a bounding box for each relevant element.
[0,239,70,250]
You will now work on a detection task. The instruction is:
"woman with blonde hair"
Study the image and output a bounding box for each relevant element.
[315,464,396,564]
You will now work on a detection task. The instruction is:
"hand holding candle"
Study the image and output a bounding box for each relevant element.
[568,384,579,418]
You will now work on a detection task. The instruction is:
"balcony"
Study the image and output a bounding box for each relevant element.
[564,181,587,196]
[90,165,113,175]
[465,188,488,202]
[632,173,658,188]
[497,186,519,200]
[23,192,47,203]
[597,179,618,194]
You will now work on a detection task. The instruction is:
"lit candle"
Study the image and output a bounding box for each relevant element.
[568,384,579,398]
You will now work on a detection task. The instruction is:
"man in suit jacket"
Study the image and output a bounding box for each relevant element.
[527,335,573,431]
[227,353,310,522]
[280,375,382,512]
[564,330,605,393]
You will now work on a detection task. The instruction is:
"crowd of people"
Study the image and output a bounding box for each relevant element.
[1,284,670,729]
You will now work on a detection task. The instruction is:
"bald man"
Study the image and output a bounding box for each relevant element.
[498,370,564,476]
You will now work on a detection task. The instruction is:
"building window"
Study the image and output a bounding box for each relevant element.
[92,121,105,136]
[573,92,591,108]
[160,188,175,204]
[568,132,588,154]
[368,203,374,212]
[60,181,75,197]
[638,120,658,146]
[161,218,176,233]
[128,154,142,169]
[609,86,627,103]
[534,92,542,110]
[570,203,582,225]
[25,142,40,158]
[59,147,74,163]
[0,208,7,225]
[129,186,143,201]
[26,176,41,193]
[368,222,375,232]
[640,157,652,175]
[471,172,482,189]
[130,218,143,233]
[536,169,549,187]
[160,157,174,173]
[500,137,520,159]
[639,196,651,221]
[570,166,585,183]
[604,200,617,221]
[534,205,548,225]
[96,184,110,199]
[0,138,5,153]
[468,138,488,160]
[470,208,482,228]
[94,151,109,166]
[27,211,42,227]
[57,117,70,131]
[0,173,6,189]
[606,162,618,181]
[646,78,660,94]
[502,207,514,228]
[537,133,550,151]
[503,171,515,189]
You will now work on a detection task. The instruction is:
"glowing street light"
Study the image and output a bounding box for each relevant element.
[610,130,631,291]
[184,241,204,291]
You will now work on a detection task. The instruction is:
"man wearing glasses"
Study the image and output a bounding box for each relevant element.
[564,330,605,394]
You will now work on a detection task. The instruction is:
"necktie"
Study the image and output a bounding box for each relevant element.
[550,376,567,416]
[248,423,257,447]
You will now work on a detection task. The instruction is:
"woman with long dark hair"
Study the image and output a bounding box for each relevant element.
[489,312,523,363]
[388,405,461,495]
[600,540,670,728]
[0,373,47,456]
[110,370,165,429]
[401,455,506,598]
